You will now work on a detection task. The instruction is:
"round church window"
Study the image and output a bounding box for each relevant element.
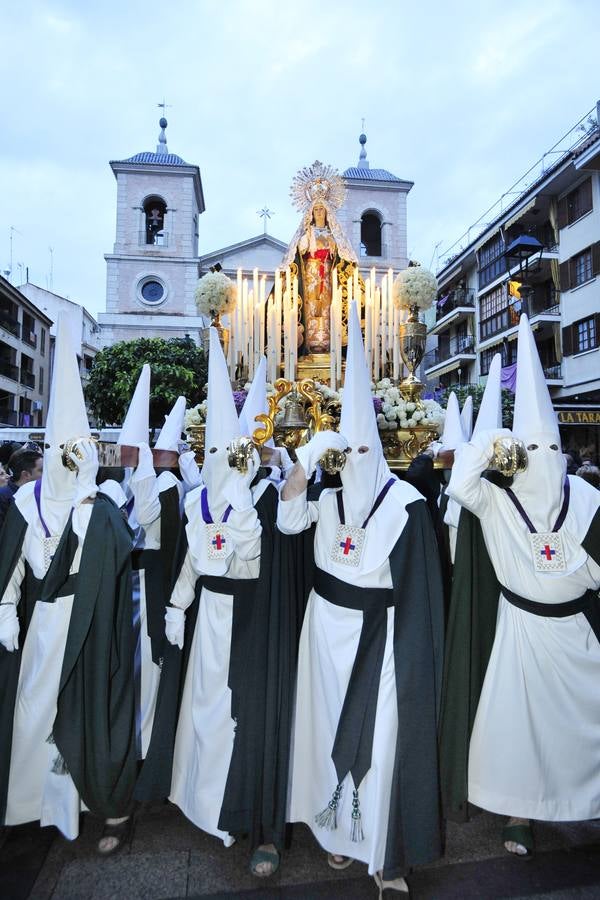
[137,275,168,307]
[141,280,164,303]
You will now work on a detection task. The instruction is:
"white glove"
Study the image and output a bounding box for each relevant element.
[295,430,348,479]
[134,442,155,480]
[71,439,99,505]
[165,606,185,649]
[0,604,19,652]
[179,450,202,491]
[468,428,513,465]
[427,440,443,459]
[222,446,260,511]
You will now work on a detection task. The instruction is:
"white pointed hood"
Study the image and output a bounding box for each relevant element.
[42,311,91,534]
[473,354,503,437]
[511,314,565,530]
[460,396,473,441]
[439,392,465,451]
[155,395,186,451]
[239,355,273,447]
[339,301,393,524]
[201,328,241,517]
[118,363,150,446]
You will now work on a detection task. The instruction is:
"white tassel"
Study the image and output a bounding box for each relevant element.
[315,782,343,831]
[350,789,364,842]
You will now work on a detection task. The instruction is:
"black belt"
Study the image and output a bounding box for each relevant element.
[131,548,158,571]
[201,575,258,594]
[41,572,78,602]
[314,567,393,795]
[502,584,600,644]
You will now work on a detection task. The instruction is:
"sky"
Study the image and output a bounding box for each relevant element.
[2,0,600,319]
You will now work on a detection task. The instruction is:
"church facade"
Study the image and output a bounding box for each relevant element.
[99,121,412,348]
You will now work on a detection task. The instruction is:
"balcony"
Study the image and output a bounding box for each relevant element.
[20,369,35,389]
[423,335,477,376]
[542,363,562,382]
[0,309,20,337]
[0,359,19,381]
[431,288,476,335]
[528,286,561,319]
[0,407,18,426]
[21,326,37,348]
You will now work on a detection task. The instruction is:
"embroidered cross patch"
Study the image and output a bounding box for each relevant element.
[331,524,365,567]
[206,523,230,559]
[530,531,566,573]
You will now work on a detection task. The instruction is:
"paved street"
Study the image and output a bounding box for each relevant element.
[1,803,599,900]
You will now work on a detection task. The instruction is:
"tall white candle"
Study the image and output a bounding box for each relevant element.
[373,286,381,381]
[393,302,400,382]
[291,276,298,381]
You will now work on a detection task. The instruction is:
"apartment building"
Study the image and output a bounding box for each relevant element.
[0,275,52,427]
[425,104,600,454]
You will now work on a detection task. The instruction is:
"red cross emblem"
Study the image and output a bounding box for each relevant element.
[212,533,226,551]
[340,536,356,556]
[541,544,555,561]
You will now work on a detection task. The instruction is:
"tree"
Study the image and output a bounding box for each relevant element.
[438,383,515,428]
[85,337,208,430]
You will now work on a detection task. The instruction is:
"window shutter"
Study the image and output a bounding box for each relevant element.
[592,241,600,276]
[594,313,600,349]
[557,196,569,229]
[561,324,574,357]
[559,260,571,291]
[581,178,593,216]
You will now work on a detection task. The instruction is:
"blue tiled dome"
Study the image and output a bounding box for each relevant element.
[119,151,189,166]
[343,166,402,182]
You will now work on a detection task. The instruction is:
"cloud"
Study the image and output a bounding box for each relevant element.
[2,0,600,317]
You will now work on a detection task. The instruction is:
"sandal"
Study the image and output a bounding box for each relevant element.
[502,822,534,858]
[97,817,133,856]
[373,871,410,897]
[250,845,280,878]
[327,853,354,870]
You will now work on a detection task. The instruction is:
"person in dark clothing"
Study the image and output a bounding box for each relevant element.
[0,449,43,531]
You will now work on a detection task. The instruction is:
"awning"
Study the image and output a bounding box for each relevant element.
[504,198,537,230]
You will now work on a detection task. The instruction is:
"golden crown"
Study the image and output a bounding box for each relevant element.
[290,160,346,213]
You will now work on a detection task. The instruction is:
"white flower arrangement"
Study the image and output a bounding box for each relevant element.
[184,401,207,431]
[393,264,438,312]
[372,379,445,430]
[194,271,237,318]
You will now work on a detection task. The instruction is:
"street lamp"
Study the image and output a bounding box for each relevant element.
[503,234,544,316]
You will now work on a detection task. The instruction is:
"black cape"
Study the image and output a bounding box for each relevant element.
[439,499,600,822]
[136,481,313,851]
[0,494,137,822]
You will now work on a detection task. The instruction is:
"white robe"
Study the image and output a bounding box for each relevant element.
[448,447,600,821]
[278,481,419,876]
[2,486,93,840]
[167,480,265,844]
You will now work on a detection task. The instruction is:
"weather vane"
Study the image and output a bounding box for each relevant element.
[257,206,274,235]
[157,99,173,115]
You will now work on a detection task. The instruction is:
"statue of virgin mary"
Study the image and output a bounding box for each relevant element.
[283,161,358,355]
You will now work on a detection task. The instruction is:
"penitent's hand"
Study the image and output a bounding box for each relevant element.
[294,430,348,480]
[0,604,19,652]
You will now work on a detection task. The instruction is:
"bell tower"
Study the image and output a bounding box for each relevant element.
[99,116,206,345]
[338,131,414,276]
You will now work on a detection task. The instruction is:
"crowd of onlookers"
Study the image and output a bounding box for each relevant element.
[0,440,44,530]
[563,445,600,489]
